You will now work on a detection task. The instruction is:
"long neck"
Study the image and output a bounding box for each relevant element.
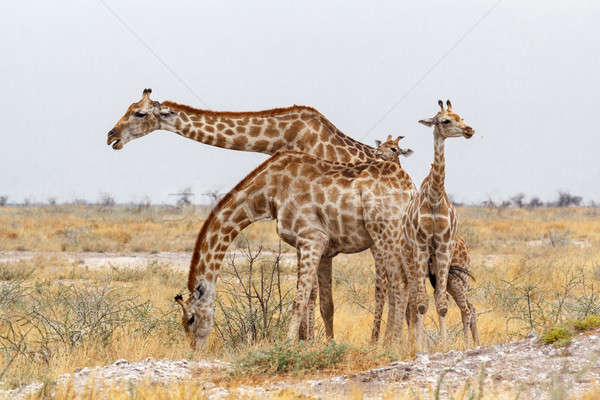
[159,102,376,163]
[426,129,446,205]
[187,193,256,292]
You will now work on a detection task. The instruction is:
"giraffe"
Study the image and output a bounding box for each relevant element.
[174,150,419,349]
[371,136,480,346]
[107,89,415,341]
[400,99,474,347]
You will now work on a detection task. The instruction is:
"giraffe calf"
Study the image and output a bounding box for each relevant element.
[373,135,479,347]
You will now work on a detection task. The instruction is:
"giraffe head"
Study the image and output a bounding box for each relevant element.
[418,100,474,139]
[174,280,215,350]
[374,134,414,161]
[107,88,177,149]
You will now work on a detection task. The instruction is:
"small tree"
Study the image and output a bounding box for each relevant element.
[172,187,194,207]
[99,193,116,207]
[202,190,223,206]
[47,197,57,206]
[0,196,7,206]
[510,193,526,208]
[528,197,543,208]
[556,191,582,207]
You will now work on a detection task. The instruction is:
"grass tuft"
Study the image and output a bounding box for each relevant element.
[234,340,349,375]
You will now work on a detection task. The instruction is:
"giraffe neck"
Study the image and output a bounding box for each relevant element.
[187,192,256,292]
[159,101,376,162]
[427,129,446,206]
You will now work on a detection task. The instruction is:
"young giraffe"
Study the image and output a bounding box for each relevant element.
[371,136,480,346]
[400,100,474,347]
[107,89,415,341]
[174,150,419,349]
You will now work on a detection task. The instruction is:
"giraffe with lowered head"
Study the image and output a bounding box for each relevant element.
[174,149,420,349]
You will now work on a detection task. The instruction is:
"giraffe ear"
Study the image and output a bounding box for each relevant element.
[159,106,172,116]
[394,136,404,144]
[399,148,414,157]
[374,140,382,148]
[418,118,435,127]
[174,294,184,308]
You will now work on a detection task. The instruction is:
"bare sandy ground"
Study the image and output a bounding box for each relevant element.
[0,250,296,271]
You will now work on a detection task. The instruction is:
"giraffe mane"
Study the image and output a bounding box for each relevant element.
[162,101,320,118]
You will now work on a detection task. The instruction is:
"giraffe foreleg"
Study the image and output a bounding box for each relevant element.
[433,248,451,343]
[287,235,327,341]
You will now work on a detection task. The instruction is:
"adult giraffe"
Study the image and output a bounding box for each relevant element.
[107,89,414,341]
[174,150,418,349]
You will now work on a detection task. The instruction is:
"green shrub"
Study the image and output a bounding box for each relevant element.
[573,315,600,332]
[234,340,349,375]
[541,326,573,347]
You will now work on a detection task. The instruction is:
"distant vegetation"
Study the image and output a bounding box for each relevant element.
[0,190,592,208]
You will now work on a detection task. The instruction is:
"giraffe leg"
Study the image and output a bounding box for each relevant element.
[433,248,451,343]
[371,266,387,344]
[382,255,408,345]
[317,256,334,339]
[287,236,326,341]
[296,250,309,341]
[469,301,480,346]
[306,276,318,340]
[447,275,471,348]
[412,247,430,350]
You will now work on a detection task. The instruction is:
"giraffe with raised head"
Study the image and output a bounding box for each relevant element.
[107,89,415,341]
[371,135,480,346]
[400,99,474,347]
[174,150,420,349]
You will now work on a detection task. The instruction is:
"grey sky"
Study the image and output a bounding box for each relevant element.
[2,1,599,204]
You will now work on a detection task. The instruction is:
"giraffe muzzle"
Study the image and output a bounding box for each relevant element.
[107,130,123,150]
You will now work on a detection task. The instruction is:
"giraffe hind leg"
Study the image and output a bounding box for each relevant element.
[370,266,387,344]
[447,274,472,348]
[318,256,334,339]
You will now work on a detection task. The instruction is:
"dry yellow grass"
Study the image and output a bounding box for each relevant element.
[1,205,600,398]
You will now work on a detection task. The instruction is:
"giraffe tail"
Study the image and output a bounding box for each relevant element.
[448,265,475,285]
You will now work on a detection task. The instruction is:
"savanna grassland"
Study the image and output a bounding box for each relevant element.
[1,204,600,399]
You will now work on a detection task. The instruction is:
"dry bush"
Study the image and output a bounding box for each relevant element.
[214,242,293,348]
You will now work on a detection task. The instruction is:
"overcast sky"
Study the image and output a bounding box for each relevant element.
[2,1,599,204]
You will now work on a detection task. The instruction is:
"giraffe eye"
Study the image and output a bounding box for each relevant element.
[391,147,397,153]
[187,315,195,325]
[442,120,451,124]
[135,111,147,118]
